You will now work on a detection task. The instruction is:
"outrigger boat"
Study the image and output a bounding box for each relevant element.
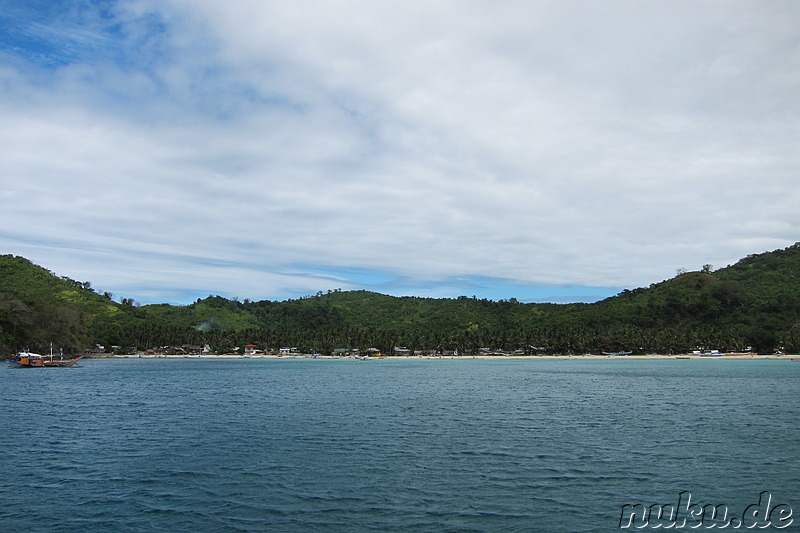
[6,351,83,368]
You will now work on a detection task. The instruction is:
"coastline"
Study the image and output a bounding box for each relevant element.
[100,353,794,360]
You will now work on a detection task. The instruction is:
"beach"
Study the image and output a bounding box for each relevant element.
[105,353,793,360]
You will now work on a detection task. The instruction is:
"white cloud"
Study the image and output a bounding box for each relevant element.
[1,0,799,303]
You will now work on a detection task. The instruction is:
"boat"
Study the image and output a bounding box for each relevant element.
[602,351,633,356]
[6,351,83,368]
[690,349,724,357]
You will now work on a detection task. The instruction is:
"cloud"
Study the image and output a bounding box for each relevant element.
[1,0,799,304]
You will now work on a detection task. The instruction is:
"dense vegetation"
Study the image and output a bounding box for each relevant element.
[2,243,800,356]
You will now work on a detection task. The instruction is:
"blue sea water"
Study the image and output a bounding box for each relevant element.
[1,357,798,532]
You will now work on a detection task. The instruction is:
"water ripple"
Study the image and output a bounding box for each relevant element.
[1,358,798,532]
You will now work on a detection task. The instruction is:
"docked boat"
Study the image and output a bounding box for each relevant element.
[691,349,723,357]
[602,351,633,356]
[6,351,83,368]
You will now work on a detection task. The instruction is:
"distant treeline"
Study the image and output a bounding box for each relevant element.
[2,243,800,356]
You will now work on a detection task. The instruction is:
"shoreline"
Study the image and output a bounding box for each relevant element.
[98,353,794,360]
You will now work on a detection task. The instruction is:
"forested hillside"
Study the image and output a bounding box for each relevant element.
[2,243,800,356]
[0,255,124,354]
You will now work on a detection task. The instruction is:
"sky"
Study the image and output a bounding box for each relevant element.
[1,0,798,305]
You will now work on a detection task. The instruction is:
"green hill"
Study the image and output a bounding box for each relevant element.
[0,254,124,353]
[2,243,800,356]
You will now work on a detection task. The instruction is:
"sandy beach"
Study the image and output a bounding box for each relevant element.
[107,353,794,360]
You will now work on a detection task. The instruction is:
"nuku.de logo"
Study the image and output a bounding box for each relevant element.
[619,491,793,529]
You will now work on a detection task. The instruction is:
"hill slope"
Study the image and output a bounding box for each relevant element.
[0,254,122,353]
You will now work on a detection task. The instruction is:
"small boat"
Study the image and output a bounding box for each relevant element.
[675,356,692,359]
[602,351,633,356]
[693,350,723,357]
[6,351,83,368]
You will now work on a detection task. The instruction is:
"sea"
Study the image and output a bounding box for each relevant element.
[1,357,798,532]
